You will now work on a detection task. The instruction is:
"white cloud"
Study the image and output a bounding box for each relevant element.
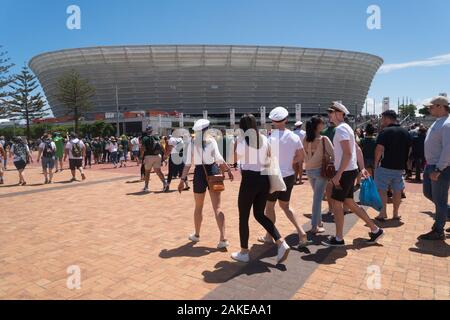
[379,53,450,74]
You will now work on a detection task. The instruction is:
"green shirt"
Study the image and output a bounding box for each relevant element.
[321,126,336,143]
[142,135,161,156]
[53,136,64,157]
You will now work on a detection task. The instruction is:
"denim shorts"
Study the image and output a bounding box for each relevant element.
[375,166,405,192]
[41,157,55,170]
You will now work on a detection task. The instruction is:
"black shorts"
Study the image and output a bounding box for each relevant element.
[69,159,83,170]
[193,164,220,194]
[14,159,27,170]
[331,169,359,202]
[267,175,296,202]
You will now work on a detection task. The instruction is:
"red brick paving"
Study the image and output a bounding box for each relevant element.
[0,157,449,300]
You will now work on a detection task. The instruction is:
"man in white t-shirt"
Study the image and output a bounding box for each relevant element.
[64,132,86,182]
[130,135,140,165]
[259,107,310,247]
[323,102,384,247]
[293,121,306,184]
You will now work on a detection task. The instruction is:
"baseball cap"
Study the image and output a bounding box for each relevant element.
[423,96,449,108]
[269,107,289,122]
[327,101,350,115]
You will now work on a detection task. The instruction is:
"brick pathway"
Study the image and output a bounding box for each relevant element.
[0,160,449,300]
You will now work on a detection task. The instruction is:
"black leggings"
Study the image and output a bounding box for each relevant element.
[238,170,281,249]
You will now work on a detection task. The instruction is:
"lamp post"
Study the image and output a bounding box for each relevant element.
[115,85,120,137]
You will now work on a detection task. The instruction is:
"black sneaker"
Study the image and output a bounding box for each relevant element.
[367,228,384,244]
[418,230,445,241]
[322,236,345,247]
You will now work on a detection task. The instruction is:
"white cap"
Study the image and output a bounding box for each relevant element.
[328,101,350,115]
[269,106,289,122]
[193,119,210,131]
[295,121,303,127]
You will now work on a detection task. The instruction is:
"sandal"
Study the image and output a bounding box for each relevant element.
[310,227,326,234]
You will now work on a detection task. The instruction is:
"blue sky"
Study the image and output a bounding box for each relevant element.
[1,0,450,114]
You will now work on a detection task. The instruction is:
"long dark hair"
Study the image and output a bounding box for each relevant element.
[305,116,324,143]
[239,113,260,149]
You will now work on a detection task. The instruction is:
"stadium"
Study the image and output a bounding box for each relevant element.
[29,45,383,123]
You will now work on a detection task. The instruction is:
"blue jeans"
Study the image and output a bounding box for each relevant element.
[110,152,118,165]
[306,168,328,228]
[423,165,450,233]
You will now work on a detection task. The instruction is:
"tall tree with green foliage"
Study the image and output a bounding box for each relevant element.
[398,104,417,119]
[8,66,48,139]
[0,46,14,118]
[56,70,95,134]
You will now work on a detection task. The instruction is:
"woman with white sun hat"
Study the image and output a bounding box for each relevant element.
[178,119,234,249]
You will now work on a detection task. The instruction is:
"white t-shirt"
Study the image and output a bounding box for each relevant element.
[131,137,140,152]
[108,142,118,153]
[185,138,224,166]
[168,137,183,155]
[268,129,303,178]
[294,129,306,142]
[39,141,56,157]
[333,122,358,172]
[236,135,269,172]
[65,139,85,160]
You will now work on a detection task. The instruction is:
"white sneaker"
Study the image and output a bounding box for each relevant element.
[217,240,229,249]
[277,241,290,264]
[188,233,200,243]
[142,187,149,192]
[231,252,249,263]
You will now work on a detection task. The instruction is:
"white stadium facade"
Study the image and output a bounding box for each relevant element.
[29,45,383,124]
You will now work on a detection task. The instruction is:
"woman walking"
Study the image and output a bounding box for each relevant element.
[231,114,291,263]
[178,119,234,249]
[10,137,33,185]
[109,137,119,168]
[303,116,334,234]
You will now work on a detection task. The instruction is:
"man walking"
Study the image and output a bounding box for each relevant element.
[323,102,384,246]
[259,107,310,247]
[140,125,168,192]
[374,110,412,221]
[37,133,57,184]
[53,132,65,172]
[419,96,450,240]
[64,132,86,182]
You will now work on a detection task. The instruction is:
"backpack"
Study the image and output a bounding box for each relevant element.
[144,135,162,155]
[85,143,92,153]
[42,140,55,158]
[71,141,82,158]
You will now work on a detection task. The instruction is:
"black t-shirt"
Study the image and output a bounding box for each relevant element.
[376,124,412,170]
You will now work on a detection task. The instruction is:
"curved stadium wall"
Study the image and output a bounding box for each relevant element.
[29,45,383,120]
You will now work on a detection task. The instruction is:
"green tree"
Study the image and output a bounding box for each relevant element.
[418,106,430,116]
[8,66,48,140]
[398,104,417,119]
[0,46,14,118]
[56,70,95,134]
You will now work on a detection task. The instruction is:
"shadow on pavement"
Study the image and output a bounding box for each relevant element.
[373,219,405,229]
[159,242,220,259]
[303,213,334,223]
[409,239,450,258]
[127,191,150,196]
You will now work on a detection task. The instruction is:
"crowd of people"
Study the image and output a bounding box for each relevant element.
[1,96,449,264]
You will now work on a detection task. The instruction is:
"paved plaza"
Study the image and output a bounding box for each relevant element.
[0,162,449,300]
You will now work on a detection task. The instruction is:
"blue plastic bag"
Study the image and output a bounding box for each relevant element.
[359,177,383,212]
